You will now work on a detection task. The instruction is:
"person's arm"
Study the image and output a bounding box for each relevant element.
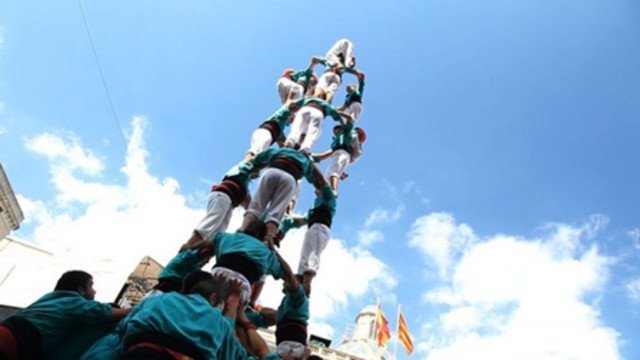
[158,249,207,284]
[357,71,366,94]
[109,308,131,322]
[275,251,298,291]
[235,310,272,359]
[311,149,334,162]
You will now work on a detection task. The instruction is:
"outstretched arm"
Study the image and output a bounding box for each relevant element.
[276,251,299,291]
[312,149,334,162]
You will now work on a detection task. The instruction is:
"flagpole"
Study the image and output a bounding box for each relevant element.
[394,304,400,359]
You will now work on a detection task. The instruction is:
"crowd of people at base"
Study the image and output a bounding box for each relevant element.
[0,38,366,360]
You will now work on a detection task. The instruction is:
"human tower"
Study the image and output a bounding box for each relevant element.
[0,39,367,360]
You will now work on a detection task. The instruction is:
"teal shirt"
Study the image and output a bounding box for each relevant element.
[211,232,284,279]
[330,122,356,152]
[16,291,112,352]
[157,249,205,284]
[290,68,314,89]
[79,332,120,360]
[277,284,309,325]
[265,105,293,133]
[245,309,269,328]
[278,215,305,237]
[344,78,365,107]
[311,184,337,217]
[221,160,259,191]
[295,97,343,122]
[251,147,317,185]
[119,292,248,359]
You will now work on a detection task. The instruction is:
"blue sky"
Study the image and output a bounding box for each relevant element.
[1,1,639,358]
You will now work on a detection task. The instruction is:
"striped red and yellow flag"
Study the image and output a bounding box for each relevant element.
[375,305,391,347]
[398,310,414,355]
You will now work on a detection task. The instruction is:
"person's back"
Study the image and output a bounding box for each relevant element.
[0,270,127,360]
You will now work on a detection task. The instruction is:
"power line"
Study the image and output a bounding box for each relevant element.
[77,0,128,149]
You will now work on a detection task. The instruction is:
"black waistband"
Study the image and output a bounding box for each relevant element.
[259,121,281,142]
[308,205,332,228]
[275,319,308,345]
[125,331,202,360]
[270,157,303,180]
[215,253,261,284]
[1,316,42,359]
[211,179,246,207]
[334,144,352,152]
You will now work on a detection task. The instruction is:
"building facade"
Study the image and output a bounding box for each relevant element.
[0,163,24,240]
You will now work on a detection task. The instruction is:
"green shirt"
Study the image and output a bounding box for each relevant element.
[290,68,314,90]
[251,147,318,185]
[157,249,205,284]
[276,284,309,325]
[343,78,365,107]
[278,215,305,237]
[117,292,248,359]
[310,184,337,218]
[330,122,357,152]
[211,232,284,279]
[295,97,343,122]
[16,291,112,352]
[245,308,270,328]
[265,105,293,134]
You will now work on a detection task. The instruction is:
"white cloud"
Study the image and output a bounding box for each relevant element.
[628,228,640,251]
[358,229,384,246]
[412,213,620,360]
[258,227,396,338]
[364,205,404,227]
[408,212,476,279]
[1,117,397,341]
[627,278,640,305]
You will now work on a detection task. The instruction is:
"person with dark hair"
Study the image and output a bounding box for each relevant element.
[339,70,365,122]
[273,253,311,360]
[82,275,254,360]
[0,271,129,360]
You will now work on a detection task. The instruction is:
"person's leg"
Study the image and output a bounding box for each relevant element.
[299,108,324,153]
[326,149,351,192]
[347,102,362,122]
[246,128,273,162]
[277,77,297,104]
[284,108,310,148]
[298,223,331,294]
[264,169,297,226]
[242,170,278,230]
[325,38,355,67]
[187,191,233,248]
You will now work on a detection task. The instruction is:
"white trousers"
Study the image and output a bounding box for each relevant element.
[298,223,331,275]
[325,38,355,67]
[247,168,297,225]
[326,149,351,179]
[317,72,341,95]
[194,191,233,240]
[277,77,304,104]
[345,101,362,122]
[285,106,324,152]
[248,128,273,155]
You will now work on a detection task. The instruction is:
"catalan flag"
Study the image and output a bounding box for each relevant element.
[375,304,391,346]
[397,308,414,355]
